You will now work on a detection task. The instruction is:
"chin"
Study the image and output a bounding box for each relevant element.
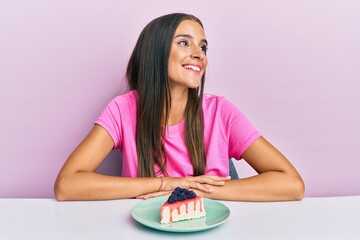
[187,80,201,89]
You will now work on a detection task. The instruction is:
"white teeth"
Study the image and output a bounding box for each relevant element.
[184,65,200,72]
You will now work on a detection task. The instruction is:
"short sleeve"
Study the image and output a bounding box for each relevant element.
[221,99,261,159]
[95,98,122,149]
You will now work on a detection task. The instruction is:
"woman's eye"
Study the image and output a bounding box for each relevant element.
[178,40,189,46]
[201,46,208,54]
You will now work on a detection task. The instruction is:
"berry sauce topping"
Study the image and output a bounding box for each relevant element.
[167,187,197,203]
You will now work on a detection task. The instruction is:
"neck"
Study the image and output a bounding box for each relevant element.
[166,88,188,126]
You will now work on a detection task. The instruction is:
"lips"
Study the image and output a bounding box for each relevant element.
[183,64,201,72]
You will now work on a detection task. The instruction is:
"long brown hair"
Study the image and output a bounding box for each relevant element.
[126,13,206,177]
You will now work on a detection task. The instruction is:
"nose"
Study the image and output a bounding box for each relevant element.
[190,48,206,61]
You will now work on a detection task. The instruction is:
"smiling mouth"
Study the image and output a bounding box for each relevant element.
[183,64,201,72]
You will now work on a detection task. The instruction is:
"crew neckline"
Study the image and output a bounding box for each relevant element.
[165,119,185,137]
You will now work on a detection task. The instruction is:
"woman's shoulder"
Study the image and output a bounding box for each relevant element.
[203,94,234,109]
[203,93,224,104]
[110,90,138,107]
[100,91,138,118]
[112,90,138,101]
[202,93,243,118]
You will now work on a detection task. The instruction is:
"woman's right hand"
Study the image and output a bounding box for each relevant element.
[161,175,231,193]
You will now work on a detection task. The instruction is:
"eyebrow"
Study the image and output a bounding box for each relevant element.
[174,34,208,45]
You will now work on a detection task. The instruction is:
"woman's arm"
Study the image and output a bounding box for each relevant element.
[54,125,228,201]
[196,137,305,201]
[54,124,155,201]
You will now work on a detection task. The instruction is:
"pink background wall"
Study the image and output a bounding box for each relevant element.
[1,0,359,198]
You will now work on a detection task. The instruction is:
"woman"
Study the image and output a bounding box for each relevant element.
[54,13,304,201]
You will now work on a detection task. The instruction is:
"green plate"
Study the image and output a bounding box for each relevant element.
[130,196,230,232]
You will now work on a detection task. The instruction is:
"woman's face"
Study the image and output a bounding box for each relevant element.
[168,20,208,90]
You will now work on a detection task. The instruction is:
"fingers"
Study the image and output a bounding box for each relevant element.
[189,175,231,187]
[162,175,231,193]
[136,190,172,200]
[189,181,214,193]
[137,175,231,200]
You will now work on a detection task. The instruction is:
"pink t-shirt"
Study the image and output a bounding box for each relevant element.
[95,90,261,177]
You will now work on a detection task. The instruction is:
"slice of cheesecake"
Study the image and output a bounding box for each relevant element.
[160,187,206,224]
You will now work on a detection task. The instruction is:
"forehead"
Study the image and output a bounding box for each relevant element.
[174,20,206,39]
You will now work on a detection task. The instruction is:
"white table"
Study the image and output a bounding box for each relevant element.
[1,196,359,240]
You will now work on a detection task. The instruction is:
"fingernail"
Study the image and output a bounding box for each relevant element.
[208,188,214,192]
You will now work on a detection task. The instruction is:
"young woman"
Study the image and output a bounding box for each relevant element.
[54,13,304,202]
